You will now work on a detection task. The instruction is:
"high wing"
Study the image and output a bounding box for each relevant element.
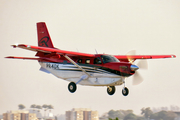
[6,44,94,78]
[114,54,176,62]
[7,44,176,62]
[10,44,95,57]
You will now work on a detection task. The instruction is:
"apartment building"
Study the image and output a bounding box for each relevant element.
[66,108,99,120]
[3,113,11,120]
[3,111,38,120]
[26,113,37,120]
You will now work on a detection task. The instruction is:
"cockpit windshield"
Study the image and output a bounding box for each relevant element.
[101,55,120,63]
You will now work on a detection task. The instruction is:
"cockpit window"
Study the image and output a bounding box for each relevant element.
[101,55,120,63]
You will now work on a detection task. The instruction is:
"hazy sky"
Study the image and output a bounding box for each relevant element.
[0,0,180,116]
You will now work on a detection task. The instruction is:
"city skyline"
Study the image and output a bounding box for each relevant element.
[1,106,180,120]
[1,105,180,117]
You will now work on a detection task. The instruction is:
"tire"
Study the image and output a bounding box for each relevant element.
[107,86,116,95]
[68,82,77,93]
[122,87,129,96]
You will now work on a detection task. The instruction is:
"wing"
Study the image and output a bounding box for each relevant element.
[114,55,176,62]
[7,44,93,78]
[11,44,95,57]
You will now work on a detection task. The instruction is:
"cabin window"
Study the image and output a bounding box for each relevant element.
[85,59,90,64]
[77,59,82,63]
[63,60,67,64]
[94,57,102,64]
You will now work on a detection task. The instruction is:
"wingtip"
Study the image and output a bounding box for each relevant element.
[11,45,17,48]
[5,56,14,59]
[11,44,28,48]
[171,55,176,58]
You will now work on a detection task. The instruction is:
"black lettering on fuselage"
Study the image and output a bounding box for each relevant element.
[46,63,59,69]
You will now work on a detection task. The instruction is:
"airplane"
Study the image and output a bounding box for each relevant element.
[5,22,176,96]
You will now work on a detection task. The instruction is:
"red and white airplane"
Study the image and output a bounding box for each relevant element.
[6,22,176,96]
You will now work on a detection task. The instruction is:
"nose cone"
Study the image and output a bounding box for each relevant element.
[130,65,139,71]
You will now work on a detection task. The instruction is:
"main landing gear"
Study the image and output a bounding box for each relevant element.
[68,82,77,93]
[106,86,129,96]
[107,86,116,95]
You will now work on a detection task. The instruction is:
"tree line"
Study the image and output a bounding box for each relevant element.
[18,104,54,117]
[104,107,179,120]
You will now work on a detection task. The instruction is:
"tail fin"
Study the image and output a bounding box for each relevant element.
[37,22,54,48]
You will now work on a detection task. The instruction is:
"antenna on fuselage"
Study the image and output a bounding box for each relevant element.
[76,48,79,52]
[95,49,98,54]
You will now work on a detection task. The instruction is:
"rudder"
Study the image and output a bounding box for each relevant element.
[37,22,54,48]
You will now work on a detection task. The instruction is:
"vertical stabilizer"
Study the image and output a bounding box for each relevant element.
[37,22,54,48]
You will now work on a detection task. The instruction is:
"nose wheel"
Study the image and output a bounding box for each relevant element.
[68,82,77,93]
[121,78,129,96]
[107,86,115,95]
[122,87,129,96]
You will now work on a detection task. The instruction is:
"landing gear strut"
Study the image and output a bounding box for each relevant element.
[107,86,115,95]
[122,78,129,96]
[68,82,77,93]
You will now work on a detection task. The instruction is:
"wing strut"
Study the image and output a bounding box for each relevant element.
[64,55,91,77]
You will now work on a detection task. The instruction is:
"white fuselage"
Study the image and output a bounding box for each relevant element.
[39,62,124,86]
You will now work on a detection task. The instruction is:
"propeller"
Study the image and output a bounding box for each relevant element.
[126,50,148,85]
[132,71,143,85]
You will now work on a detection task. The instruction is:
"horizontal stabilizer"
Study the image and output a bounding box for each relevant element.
[5,56,41,60]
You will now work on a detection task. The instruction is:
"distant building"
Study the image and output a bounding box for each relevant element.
[88,111,98,120]
[3,113,11,120]
[26,113,38,120]
[66,108,99,120]
[3,111,38,120]
[11,113,21,120]
[66,111,71,120]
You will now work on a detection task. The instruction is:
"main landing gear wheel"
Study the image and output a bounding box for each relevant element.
[122,87,129,96]
[107,86,116,95]
[68,82,77,93]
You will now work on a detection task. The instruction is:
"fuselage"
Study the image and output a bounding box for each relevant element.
[39,54,134,86]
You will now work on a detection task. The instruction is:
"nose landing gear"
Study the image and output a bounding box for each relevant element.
[122,79,129,96]
[122,87,129,96]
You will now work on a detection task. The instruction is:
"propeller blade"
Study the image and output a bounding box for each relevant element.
[132,71,144,85]
[137,60,148,70]
[126,50,136,56]
[126,50,136,64]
